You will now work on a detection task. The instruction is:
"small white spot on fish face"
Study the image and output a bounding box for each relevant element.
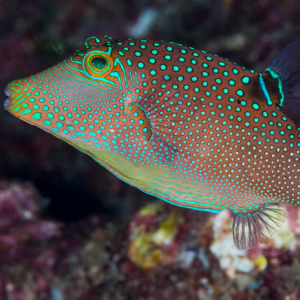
[109,129,115,133]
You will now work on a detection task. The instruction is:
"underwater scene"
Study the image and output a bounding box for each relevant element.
[2,0,300,299]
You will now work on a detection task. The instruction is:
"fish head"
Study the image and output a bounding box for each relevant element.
[3,35,147,145]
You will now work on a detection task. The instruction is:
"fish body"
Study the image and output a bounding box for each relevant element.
[5,35,300,249]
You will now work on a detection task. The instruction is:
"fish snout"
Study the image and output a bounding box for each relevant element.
[3,87,11,110]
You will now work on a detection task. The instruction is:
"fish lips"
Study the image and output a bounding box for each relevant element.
[3,87,11,110]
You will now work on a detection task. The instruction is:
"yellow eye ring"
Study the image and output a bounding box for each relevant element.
[83,51,113,78]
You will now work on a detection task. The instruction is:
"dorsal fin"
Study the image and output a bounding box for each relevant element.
[266,39,300,126]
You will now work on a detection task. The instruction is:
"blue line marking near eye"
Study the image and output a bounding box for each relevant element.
[259,73,272,106]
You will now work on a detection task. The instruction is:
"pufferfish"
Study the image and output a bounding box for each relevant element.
[4,35,300,249]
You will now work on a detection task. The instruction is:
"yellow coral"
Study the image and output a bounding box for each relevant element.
[128,203,183,269]
[254,255,268,272]
[139,202,162,216]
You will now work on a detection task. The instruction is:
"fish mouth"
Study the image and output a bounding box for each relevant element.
[3,87,10,110]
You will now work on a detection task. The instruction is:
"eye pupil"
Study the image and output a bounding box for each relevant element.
[91,57,107,70]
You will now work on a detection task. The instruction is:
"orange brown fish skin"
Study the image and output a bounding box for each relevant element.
[4,35,300,248]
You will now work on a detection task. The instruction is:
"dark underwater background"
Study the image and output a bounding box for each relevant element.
[1,0,300,299]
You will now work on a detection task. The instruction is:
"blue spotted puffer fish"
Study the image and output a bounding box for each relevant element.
[4,35,300,249]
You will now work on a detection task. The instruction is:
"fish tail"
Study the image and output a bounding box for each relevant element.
[266,39,300,126]
[232,203,287,249]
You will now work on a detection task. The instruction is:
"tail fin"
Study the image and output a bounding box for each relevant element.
[266,39,300,126]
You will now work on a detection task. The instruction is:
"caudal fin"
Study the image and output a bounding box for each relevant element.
[266,39,300,126]
[232,203,287,249]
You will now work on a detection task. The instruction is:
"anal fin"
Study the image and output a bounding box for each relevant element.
[232,203,287,249]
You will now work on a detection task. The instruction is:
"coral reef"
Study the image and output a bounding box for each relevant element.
[128,202,189,269]
[2,181,300,299]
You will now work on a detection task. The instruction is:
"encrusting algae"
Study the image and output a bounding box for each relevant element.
[4,35,300,249]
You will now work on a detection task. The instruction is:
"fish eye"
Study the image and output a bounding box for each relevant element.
[91,57,107,70]
[83,51,114,78]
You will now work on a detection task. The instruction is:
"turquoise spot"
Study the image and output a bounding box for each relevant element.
[43,120,52,126]
[236,90,244,97]
[20,109,32,115]
[253,103,260,110]
[242,76,250,84]
[31,113,42,120]
[138,62,144,68]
